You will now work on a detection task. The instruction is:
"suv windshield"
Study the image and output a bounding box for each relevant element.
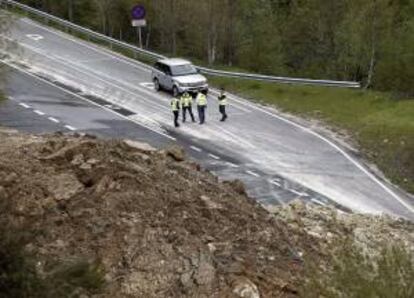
[171,64,197,76]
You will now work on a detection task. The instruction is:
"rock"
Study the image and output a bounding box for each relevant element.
[194,253,215,286]
[225,179,246,195]
[232,277,260,298]
[200,195,223,209]
[124,139,156,153]
[180,271,194,289]
[165,146,186,162]
[47,173,84,201]
[0,186,6,198]
[71,154,84,165]
[80,163,92,170]
[86,158,100,165]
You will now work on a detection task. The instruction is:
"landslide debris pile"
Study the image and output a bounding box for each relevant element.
[1,128,413,298]
[0,129,301,298]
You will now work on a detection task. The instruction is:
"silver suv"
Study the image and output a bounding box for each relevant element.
[151,58,208,97]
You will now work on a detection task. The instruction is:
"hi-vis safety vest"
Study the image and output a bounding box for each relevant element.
[218,94,227,106]
[196,94,207,106]
[171,98,180,111]
[180,94,192,107]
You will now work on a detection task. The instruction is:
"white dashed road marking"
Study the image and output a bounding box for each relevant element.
[289,189,304,197]
[64,125,77,131]
[311,198,327,206]
[34,110,45,116]
[190,146,202,152]
[19,103,30,108]
[48,117,60,123]
[209,153,220,160]
[246,170,260,178]
[270,180,281,187]
[226,162,239,168]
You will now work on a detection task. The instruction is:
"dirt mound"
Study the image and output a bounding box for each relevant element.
[0,130,301,297]
[1,129,413,297]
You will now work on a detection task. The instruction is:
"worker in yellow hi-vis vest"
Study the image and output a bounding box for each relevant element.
[196,90,208,125]
[171,95,181,127]
[180,92,196,123]
[218,87,228,122]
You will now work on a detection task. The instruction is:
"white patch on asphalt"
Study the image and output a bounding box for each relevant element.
[48,117,60,123]
[64,125,77,131]
[140,82,155,89]
[34,110,45,116]
[104,104,121,110]
[19,103,30,108]
[26,34,44,41]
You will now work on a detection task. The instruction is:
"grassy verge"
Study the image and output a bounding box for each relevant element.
[210,76,414,194]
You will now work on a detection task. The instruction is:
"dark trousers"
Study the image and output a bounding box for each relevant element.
[183,105,195,122]
[219,105,227,121]
[173,110,180,127]
[197,105,206,124]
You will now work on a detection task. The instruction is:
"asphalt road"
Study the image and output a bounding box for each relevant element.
[2,17,414,219]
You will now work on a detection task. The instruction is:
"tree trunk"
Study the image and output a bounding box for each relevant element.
[67,0,74,22]
[364,1,378,89]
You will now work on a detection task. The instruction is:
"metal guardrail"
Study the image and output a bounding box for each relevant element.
[2,0,361,88]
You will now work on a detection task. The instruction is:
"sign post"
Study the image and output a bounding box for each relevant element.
[131,4,146,49]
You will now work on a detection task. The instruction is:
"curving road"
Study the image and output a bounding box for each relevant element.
[2,17,414,220]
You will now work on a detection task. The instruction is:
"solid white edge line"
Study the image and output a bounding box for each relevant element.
[190,146,202,152]
[18,18,414,214]
[1,60,176,141]
[34,110,45,115]
[209,153,220,160]
[19,103,30,108]
[220,92,414,213]
[246,170,260,178]
[64,125,76,131]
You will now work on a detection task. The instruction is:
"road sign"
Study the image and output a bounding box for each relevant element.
[132,19,147,27]
[131,5,146,20]
[131,4,147,49]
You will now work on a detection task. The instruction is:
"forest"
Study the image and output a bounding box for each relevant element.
[20,0,414,95]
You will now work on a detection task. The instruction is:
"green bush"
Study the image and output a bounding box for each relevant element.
[301,240,414,298]
[0,199,105,297]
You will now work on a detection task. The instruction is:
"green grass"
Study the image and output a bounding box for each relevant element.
[210,77,414,194]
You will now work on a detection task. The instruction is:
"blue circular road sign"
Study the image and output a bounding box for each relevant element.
[132,5,146,20]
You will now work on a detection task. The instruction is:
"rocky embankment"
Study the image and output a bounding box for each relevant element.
[0,128,412,298]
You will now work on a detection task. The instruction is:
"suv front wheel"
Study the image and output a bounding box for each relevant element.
[172,86,179,97]
[154,78,160,91]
